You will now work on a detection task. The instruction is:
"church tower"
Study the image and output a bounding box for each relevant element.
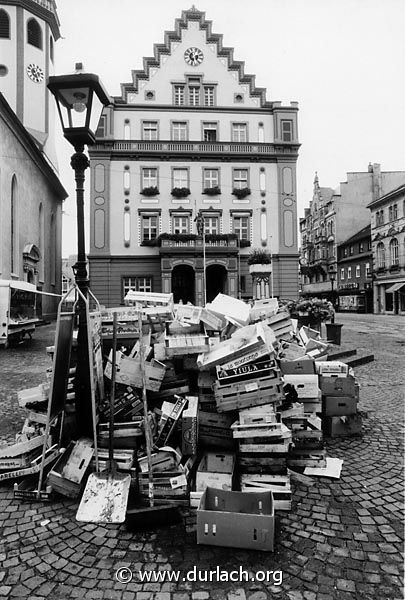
[0,0,61,167]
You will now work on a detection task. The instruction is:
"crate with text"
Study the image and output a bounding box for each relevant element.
[198,411,236,449]
[214,374,283,413]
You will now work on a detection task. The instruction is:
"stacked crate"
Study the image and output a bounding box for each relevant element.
[317,361,362,437]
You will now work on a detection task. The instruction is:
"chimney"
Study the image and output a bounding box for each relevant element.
[371,163,382,201]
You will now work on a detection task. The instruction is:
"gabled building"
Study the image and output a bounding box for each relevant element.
[0,1,66,318]
[299,164,405,307]
[88,6,300,307]
[368,184,405,314]
[336,225,373,312]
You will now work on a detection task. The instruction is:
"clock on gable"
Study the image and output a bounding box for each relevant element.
[26,63,44,83]
[184,47,204,66]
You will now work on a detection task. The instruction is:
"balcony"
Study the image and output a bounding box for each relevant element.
[32,0,58,13]
[155,233,242,254]
[90,139,300,159]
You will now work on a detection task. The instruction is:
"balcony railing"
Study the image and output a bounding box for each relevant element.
[32,0,57,12]
[91,140,299,157]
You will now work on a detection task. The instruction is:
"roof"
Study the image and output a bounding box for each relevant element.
[118,6,272,108]
[338,224,371,247]
[367,183,405,209]
[0,93,67,201]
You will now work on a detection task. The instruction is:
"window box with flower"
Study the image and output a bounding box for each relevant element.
[203,186,221,196]
[140,186,159,197]
[171,187,190,198]
[232,187,251,199]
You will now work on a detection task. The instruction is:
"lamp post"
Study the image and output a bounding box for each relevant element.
[195,211,206,306]
[48,70,110,436]
[329,270,336,322]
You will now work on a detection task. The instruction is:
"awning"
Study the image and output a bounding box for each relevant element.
[386,282,405,293]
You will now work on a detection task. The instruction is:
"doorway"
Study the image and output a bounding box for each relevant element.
[206,264,227,302]
[172,265,195,304]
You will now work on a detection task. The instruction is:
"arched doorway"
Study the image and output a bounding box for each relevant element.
[172,264,195,304]
[206,264,227,302]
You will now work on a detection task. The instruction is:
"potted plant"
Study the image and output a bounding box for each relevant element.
[232,187,251,199]
[247,249,272,274]
[140,186,159,196]
[171,187,190,198]
[203,186,221,196]
[287,298,336,334]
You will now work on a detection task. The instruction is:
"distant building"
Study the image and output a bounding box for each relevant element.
[61,255,77,295]
[300,164,405,306]
[336,225,373,313]
[368,184,405,314]
[0,0,66,318]
[88,7,300,307]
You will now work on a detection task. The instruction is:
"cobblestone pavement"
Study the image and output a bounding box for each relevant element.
[0,314,404,600]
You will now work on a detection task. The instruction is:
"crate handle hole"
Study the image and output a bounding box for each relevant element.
[212,524,216,536]
[204,523,208,535]
[253,528,257,540]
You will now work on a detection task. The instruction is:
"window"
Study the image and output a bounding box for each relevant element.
[142,168,158,189]
[0,9,10,39]
[10,175,17,273]
[204,216,219,234]
[376,209,384,226]
[172,215,189,234]
[172,121,188,141]
[240,275,246,293]
[349,245,354,255]
[50,37,54,62]
[62,275,69,295]
[367,240,372,251]
[356,265,361,278]
[142,121,158,141]
[340,268,345,280]
[232,123,247,143]
[347,267,352,279]
[365,263,370,277]
[390,238,399,266]
[233,169,249,189]
[123,276,152,298]
[393,204,398,220]
[27,18,42,49]
[233,215,250,241]
[141,215,158,241]
[202,122,217,142]
[376,242,385,268]
[203,169,219,189]
[204,86,215,106]
[344,247,348,257]
[124,123,130,140]
[281,120,293,142]
[174,85,185,106]
[172,168,188,189]
[189,85,200,106]
[388,206,393,221]
[359,242,364,253]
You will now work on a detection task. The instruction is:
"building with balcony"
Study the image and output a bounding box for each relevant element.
[368,184,405,314]
[299,164,405,307]
[88,7,300,307]
[0,0,66,318]
[336,225,373,313]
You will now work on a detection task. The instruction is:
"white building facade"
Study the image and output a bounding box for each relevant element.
[88,7,300,307]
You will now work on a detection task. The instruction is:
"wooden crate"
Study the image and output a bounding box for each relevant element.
[240,474,291,511]
[47,439,94,499]
[238,455,287,475]
[199,411,235,449]
[287,449,327,468]
[214,375,283,413]
[165,333,209,357]
[232,421,291,441]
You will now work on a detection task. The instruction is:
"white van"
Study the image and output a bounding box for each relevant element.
[0,280,39,347]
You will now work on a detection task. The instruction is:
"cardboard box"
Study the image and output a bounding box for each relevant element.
[315,361,349,376]
[279,359,315,375]
[196,452,235,492]
[182,397,199,456]
[282,375,320,399]
[323,414,362,437]
[323,395,357,416]
[197,487,274,551]
[319,375,356,397]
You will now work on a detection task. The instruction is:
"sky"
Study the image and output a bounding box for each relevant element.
[54,0,405,256]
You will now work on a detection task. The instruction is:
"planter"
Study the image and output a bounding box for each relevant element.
[249,264,272,275]
[297,315,322,333]
[325,323,343,345]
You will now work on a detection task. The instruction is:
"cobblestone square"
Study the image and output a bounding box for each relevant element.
[0,313,403,600]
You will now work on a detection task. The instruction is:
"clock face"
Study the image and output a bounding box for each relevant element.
[26,63,44,83]
[184,47,204,66]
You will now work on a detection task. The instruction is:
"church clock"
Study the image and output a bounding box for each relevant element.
[184,47,204,66]
[26,63,44,83]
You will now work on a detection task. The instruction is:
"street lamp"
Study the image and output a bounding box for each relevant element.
[329,269,336,321]
[48,70,110,436]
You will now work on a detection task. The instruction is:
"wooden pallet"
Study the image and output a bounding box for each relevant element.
[214,376,283,413]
